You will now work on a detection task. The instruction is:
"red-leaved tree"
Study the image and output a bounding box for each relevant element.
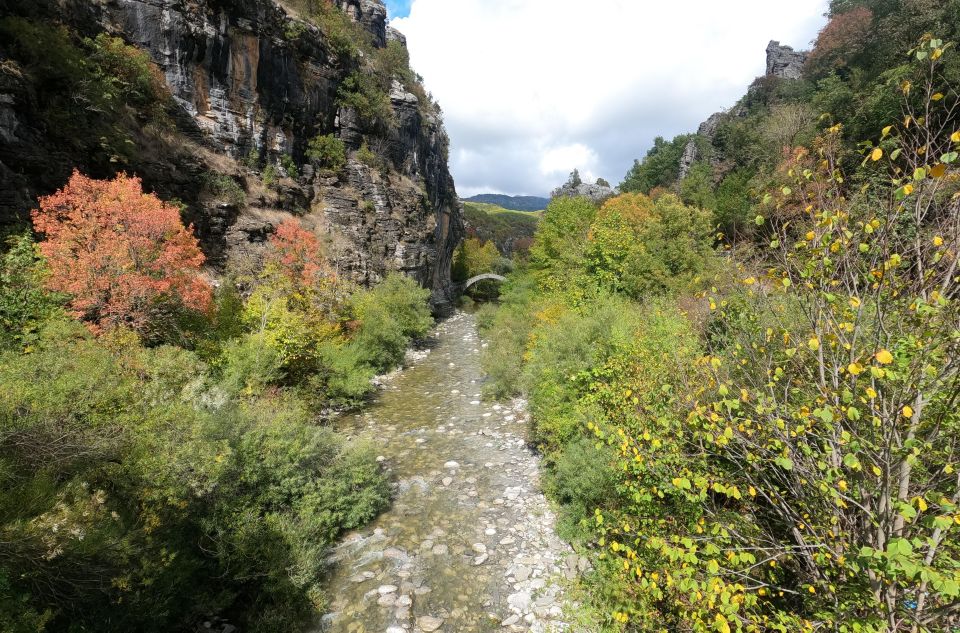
[32,171,211,332]
[266,218,331,289]
[807,6,874,75]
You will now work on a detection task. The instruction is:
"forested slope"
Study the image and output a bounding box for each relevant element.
[481,2,960,630]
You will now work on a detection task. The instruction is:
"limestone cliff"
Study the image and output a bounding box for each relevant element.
[677,40,809,180]
[0,0,464,312]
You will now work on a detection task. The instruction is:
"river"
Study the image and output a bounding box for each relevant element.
[320,311,581,633]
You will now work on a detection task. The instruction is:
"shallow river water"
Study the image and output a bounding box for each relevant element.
[319,312,580,633]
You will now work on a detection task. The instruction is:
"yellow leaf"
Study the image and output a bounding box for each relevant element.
[872,465,883,477]
[946,464,955,474]
[848,363,864,376]
[866,387,878,399]
[838,480,848,491]
[871,147,883,162]
[903,183,915,196]
[917,497,928,512]
[805,231,816,241]
[903,405,914,418]
[715,614,731,633]
[932,92,944,101]
[931,164,947,178]
[932,48,943,61]
[882,125,893,137]
[934,236,944,247]
[743,277,757,286]
[953,131,960,143]
[808,337,820,351]
[876,349,894,365]
[749,486,757,497]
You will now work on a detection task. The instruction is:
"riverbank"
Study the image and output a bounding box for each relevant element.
[320,312,581,633]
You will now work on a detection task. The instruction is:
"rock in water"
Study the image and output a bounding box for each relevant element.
[416,615,444,632]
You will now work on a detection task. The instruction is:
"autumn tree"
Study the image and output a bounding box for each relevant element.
[807,6,875,76]
[32,171,211,333]
[242,218,345,381]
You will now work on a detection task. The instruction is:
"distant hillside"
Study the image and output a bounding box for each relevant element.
[463,202,540,257]
[464,194,549,212]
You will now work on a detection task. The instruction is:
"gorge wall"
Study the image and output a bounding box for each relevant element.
[0,0,464,311]
[677,40,809,180]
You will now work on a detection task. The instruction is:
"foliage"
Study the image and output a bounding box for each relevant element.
[337,72,394,130]
[348,274,432,373]
[807,6,875,76]
[0,234,65,351]
[461,201,539,259]
[452,238,500,280]
[0,321,389,632]
[280,154,300,180]
[587,193,714,298]
[620,135,691,194]
[202,172,247,206]
[32,172,211,335]
[483,32,960,633]
[306,133,347,172]
[0,18,171,167]
[528,196,598,302]
[355,140,382,170]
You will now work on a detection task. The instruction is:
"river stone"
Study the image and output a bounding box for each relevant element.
[416,615,444,632]
[508,591,531,612]
[444,460,460,469]
[514,566,532,581]
[377,585,398,595]
[472,543,487,553]
[442,477,453,486]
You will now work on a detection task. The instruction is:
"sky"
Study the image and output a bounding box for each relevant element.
[388,1,830,198]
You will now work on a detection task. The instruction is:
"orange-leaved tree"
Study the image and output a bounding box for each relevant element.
[32,171,211,333]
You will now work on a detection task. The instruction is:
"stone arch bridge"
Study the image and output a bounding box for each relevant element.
[456,273,506,293]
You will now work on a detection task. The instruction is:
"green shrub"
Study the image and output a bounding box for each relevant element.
[478,273,538,398]
[0,234,65,351]
[280,154,299,180]
[305,133,347,172]
[355,140,382,170]
[202,172,246,206]
[338,72,394,130]
[349,273,432,372]
[0,320,389,632]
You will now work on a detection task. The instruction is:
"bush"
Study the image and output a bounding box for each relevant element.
[202,172,246,206]
[337,73,394,130]
[355,140,382,170]
[586,193,714,298]
[306,133,347,172]
[349,273,432,372]
[0,320,389,632]
[0,234,65,351]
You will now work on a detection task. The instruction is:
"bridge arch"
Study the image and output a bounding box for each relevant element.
[461,273,506,290]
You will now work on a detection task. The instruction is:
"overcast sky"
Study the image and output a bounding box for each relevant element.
[388,1,829,198]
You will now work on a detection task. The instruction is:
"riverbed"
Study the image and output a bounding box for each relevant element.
[320,311,580,633]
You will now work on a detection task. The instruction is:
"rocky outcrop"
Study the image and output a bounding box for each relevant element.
[550,174,617,204]
[765,40,808,80]
[0,0,463,312]
[677,41,808,179]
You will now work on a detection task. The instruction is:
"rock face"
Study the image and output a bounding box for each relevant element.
[677,40,808,179]
[550,174,617,204]
[765,40,809,80]
[0,0,463,312]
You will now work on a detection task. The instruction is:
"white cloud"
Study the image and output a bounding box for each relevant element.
[392,0,829,197]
